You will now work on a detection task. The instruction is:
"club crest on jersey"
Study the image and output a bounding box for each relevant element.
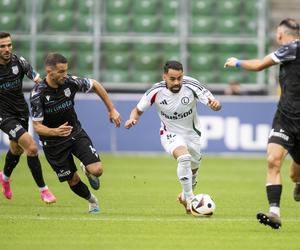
[181,97,189,105]
[12,66,19,75]
[64,88,71,97]
[46,95,51,101]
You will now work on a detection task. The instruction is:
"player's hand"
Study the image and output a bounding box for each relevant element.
[56,122,73,137]
[208,98,221,111]
[109,109,121,128]
[124,119,137,129]
[224,57,238,68]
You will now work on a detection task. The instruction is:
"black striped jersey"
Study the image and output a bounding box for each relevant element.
[270,40,300,119]
[30,75,93,145]
[0,54,39,118]
[137,76,215,136]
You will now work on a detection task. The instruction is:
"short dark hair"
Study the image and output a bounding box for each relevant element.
[164,60,183,73]
[45,52,68,67]
[0,32,11,39]
[279,18,300,37]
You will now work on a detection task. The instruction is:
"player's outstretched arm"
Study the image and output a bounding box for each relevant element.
[224,55,276,71]
[91,80,121,127]
[124,107,143,129]
[33,121,73,137]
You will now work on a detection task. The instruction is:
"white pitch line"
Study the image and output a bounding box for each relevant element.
[1,214,300,222]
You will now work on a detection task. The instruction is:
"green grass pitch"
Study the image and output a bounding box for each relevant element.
[0,153,300,250]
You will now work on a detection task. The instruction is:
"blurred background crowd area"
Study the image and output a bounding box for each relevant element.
[1,0,299,95]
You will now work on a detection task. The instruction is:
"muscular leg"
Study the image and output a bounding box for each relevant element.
[68,172,99,213]
[3,141,23,178]
[174,146,193,201]
[266,143,288,216]
[17,132,46,188]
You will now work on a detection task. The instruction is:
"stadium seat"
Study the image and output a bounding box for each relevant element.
[0,0,19,12]
[132,15,159,33]
[133,42,157,52]
[190,16,215,34]
[47,0,74,11]
[76,40,94,52]
[104,52,130,70]
[131,70,160,83]
[219,70,245,83]
[46,40,73,52]
[218,43,243,54]
[101,70,130,83]
[217,0,241,16]
[102,41,130,52]
[188,43,215,53]
[106,0,131,14]
[242,19,257,35]
[243,0,258,17]
[76,51,94,72]
[161,15,179,33]
[191,0,214,15]
[0,13,18,30]
[161,52,180,63]
[161,0,179,15]
[44,11,74,31]
[132,52,160,70]
[77,14,94,32]
[189,71,217,84]
[161,42,180,53]
[132,0,159,15]
[105,15,130,33]
[78,0,94,13]
[216,16,240,34]
[188,53,215,71]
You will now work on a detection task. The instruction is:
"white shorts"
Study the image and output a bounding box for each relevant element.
[160,130,202,169]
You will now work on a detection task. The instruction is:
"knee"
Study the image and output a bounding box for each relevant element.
[87,163,103,177]
[25,142,38,156]
[68,173,80,186]
[267,154,282,170]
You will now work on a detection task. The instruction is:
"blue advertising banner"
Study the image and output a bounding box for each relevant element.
[0,94,278,155]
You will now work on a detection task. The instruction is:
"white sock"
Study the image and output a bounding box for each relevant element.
[269,206,280,216]
[2,173,9,182]
[39,186,48,192]
[177,154,193,201]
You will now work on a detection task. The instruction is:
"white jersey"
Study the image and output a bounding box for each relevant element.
[137,76,215,137]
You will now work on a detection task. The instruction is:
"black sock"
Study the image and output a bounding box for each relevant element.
[27,155,46,188]
[266,185,282,207]
[3,150,21,177]
[70,180,91,200]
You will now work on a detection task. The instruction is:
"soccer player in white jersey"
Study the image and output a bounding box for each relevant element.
[125,60,221,213]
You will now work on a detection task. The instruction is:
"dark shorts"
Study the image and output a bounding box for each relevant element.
[0,116,28,141]
[268,110,300,164]
[43,129,100,182]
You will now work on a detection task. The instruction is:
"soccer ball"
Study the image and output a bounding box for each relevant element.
[190,194,216,217]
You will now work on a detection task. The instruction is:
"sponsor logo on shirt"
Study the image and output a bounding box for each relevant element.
[161,109,192,120]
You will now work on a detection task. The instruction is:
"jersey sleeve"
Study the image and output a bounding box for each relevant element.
[69,75,93,93]
[270,41,298,63]
[136,88,160,112]
[184,76,215,105]
[18,56,40,82]
[30,85,44,122]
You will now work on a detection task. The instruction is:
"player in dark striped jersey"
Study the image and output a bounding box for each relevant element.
[0,32,56,203]
[30,52,121,213]
[224,18,300,229]
[125,60,221,214]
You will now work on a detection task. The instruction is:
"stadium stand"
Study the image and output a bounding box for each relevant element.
[10,0,267,93]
